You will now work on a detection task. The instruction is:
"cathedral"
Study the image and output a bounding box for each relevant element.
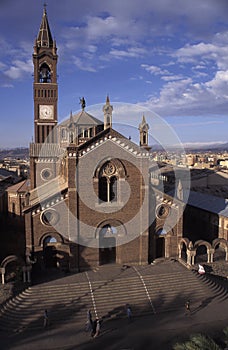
[22,7,184,272]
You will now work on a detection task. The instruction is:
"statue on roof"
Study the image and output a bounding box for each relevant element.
[79,97,86,110]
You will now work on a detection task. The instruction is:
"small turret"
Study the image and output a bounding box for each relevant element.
[138,115,151,151]
[103,95,113,130]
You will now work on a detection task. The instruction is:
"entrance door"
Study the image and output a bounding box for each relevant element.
[156,237,165,258]
[99,237,116,265]
[44,246,57,268]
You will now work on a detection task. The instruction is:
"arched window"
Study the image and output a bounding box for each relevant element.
[98,162,118,203]
[12,202,16,217]
[44,236,57,245]
[110,176,117,201]
[143,131,147,144]
[99,177,108,202]
[61,128,67,140]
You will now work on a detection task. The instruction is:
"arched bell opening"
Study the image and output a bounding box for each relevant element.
[39,63,51,83]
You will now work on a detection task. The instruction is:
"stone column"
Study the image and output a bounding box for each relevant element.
[27,266,32,283]
[187,251,191,265]
[191,252,196,265]
[22,266,27,283]
[210,249,215,263]
[0,267,5,285]
[178,246,182,259]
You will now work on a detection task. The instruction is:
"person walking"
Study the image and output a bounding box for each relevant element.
[185,300,191,315]
[126,305,132,322]
[93,318,101,338]
[91,318,97,337]
[85,309,93,332]
[43,309,49,328]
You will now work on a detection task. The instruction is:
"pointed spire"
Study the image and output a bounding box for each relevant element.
[106,94,110,104]
[37,4,54,48]
[139,114,149,130]
[69,110,74,126]
[103,95,113,130]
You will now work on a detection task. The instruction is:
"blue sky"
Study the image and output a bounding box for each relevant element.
[0,0,228,148]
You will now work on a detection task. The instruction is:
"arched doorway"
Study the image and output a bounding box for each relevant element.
[155,228,167,259]
[195,245,208,264]
[99,225,116,265]
[43,236,57,268]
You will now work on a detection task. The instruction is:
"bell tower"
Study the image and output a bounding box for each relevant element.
[30,6,60,190]
[33,5,58,143]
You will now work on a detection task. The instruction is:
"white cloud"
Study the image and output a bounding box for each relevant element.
[72,56,96,72]
[0,61,7,70]
[110,47,146,59]
[4,59,33,80]
[141,64,170,76]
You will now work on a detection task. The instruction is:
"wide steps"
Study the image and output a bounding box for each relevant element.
[0,262,223,331]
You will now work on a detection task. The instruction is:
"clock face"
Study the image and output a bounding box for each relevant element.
[39,105,54,119]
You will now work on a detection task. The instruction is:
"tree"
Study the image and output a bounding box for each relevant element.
[173,333,222,350]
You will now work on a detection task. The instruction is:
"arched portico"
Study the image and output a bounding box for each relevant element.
[212,238,228,262]
[194,240,212,264]
[0,255,26,285]
[36,232,69,270]
[178,237,228,266]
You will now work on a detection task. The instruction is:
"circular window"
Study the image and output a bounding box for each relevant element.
[104,162,116,176]
[41,168,52,181]
[41,209,59,226]
[156,204,170,219]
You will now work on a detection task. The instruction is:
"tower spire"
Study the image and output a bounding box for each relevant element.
[36,4,53,48]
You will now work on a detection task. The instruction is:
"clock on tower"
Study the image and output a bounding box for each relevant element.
[39,105,54,120]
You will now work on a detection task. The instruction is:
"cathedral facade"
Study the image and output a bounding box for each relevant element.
[23,8,183,272]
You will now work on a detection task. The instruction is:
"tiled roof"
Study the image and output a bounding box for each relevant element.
[29,176,67,207]
[30,143,65,157]
[6,179,30,193]
[187,190,228,218]
[60,110,103,127]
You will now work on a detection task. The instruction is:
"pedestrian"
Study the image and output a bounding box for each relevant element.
[198,264,205,275]
[91,318,97,337]
[126,305,132,322]
[185,300,191,315]
[85,309,93,332]
[93,318,100,338]
[43,309,49,328]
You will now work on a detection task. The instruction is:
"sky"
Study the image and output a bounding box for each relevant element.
[0,0,228,148]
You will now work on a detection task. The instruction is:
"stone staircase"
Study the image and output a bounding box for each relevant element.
[0,260,226,332]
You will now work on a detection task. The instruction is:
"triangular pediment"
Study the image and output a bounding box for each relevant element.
[77,127,151,159]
